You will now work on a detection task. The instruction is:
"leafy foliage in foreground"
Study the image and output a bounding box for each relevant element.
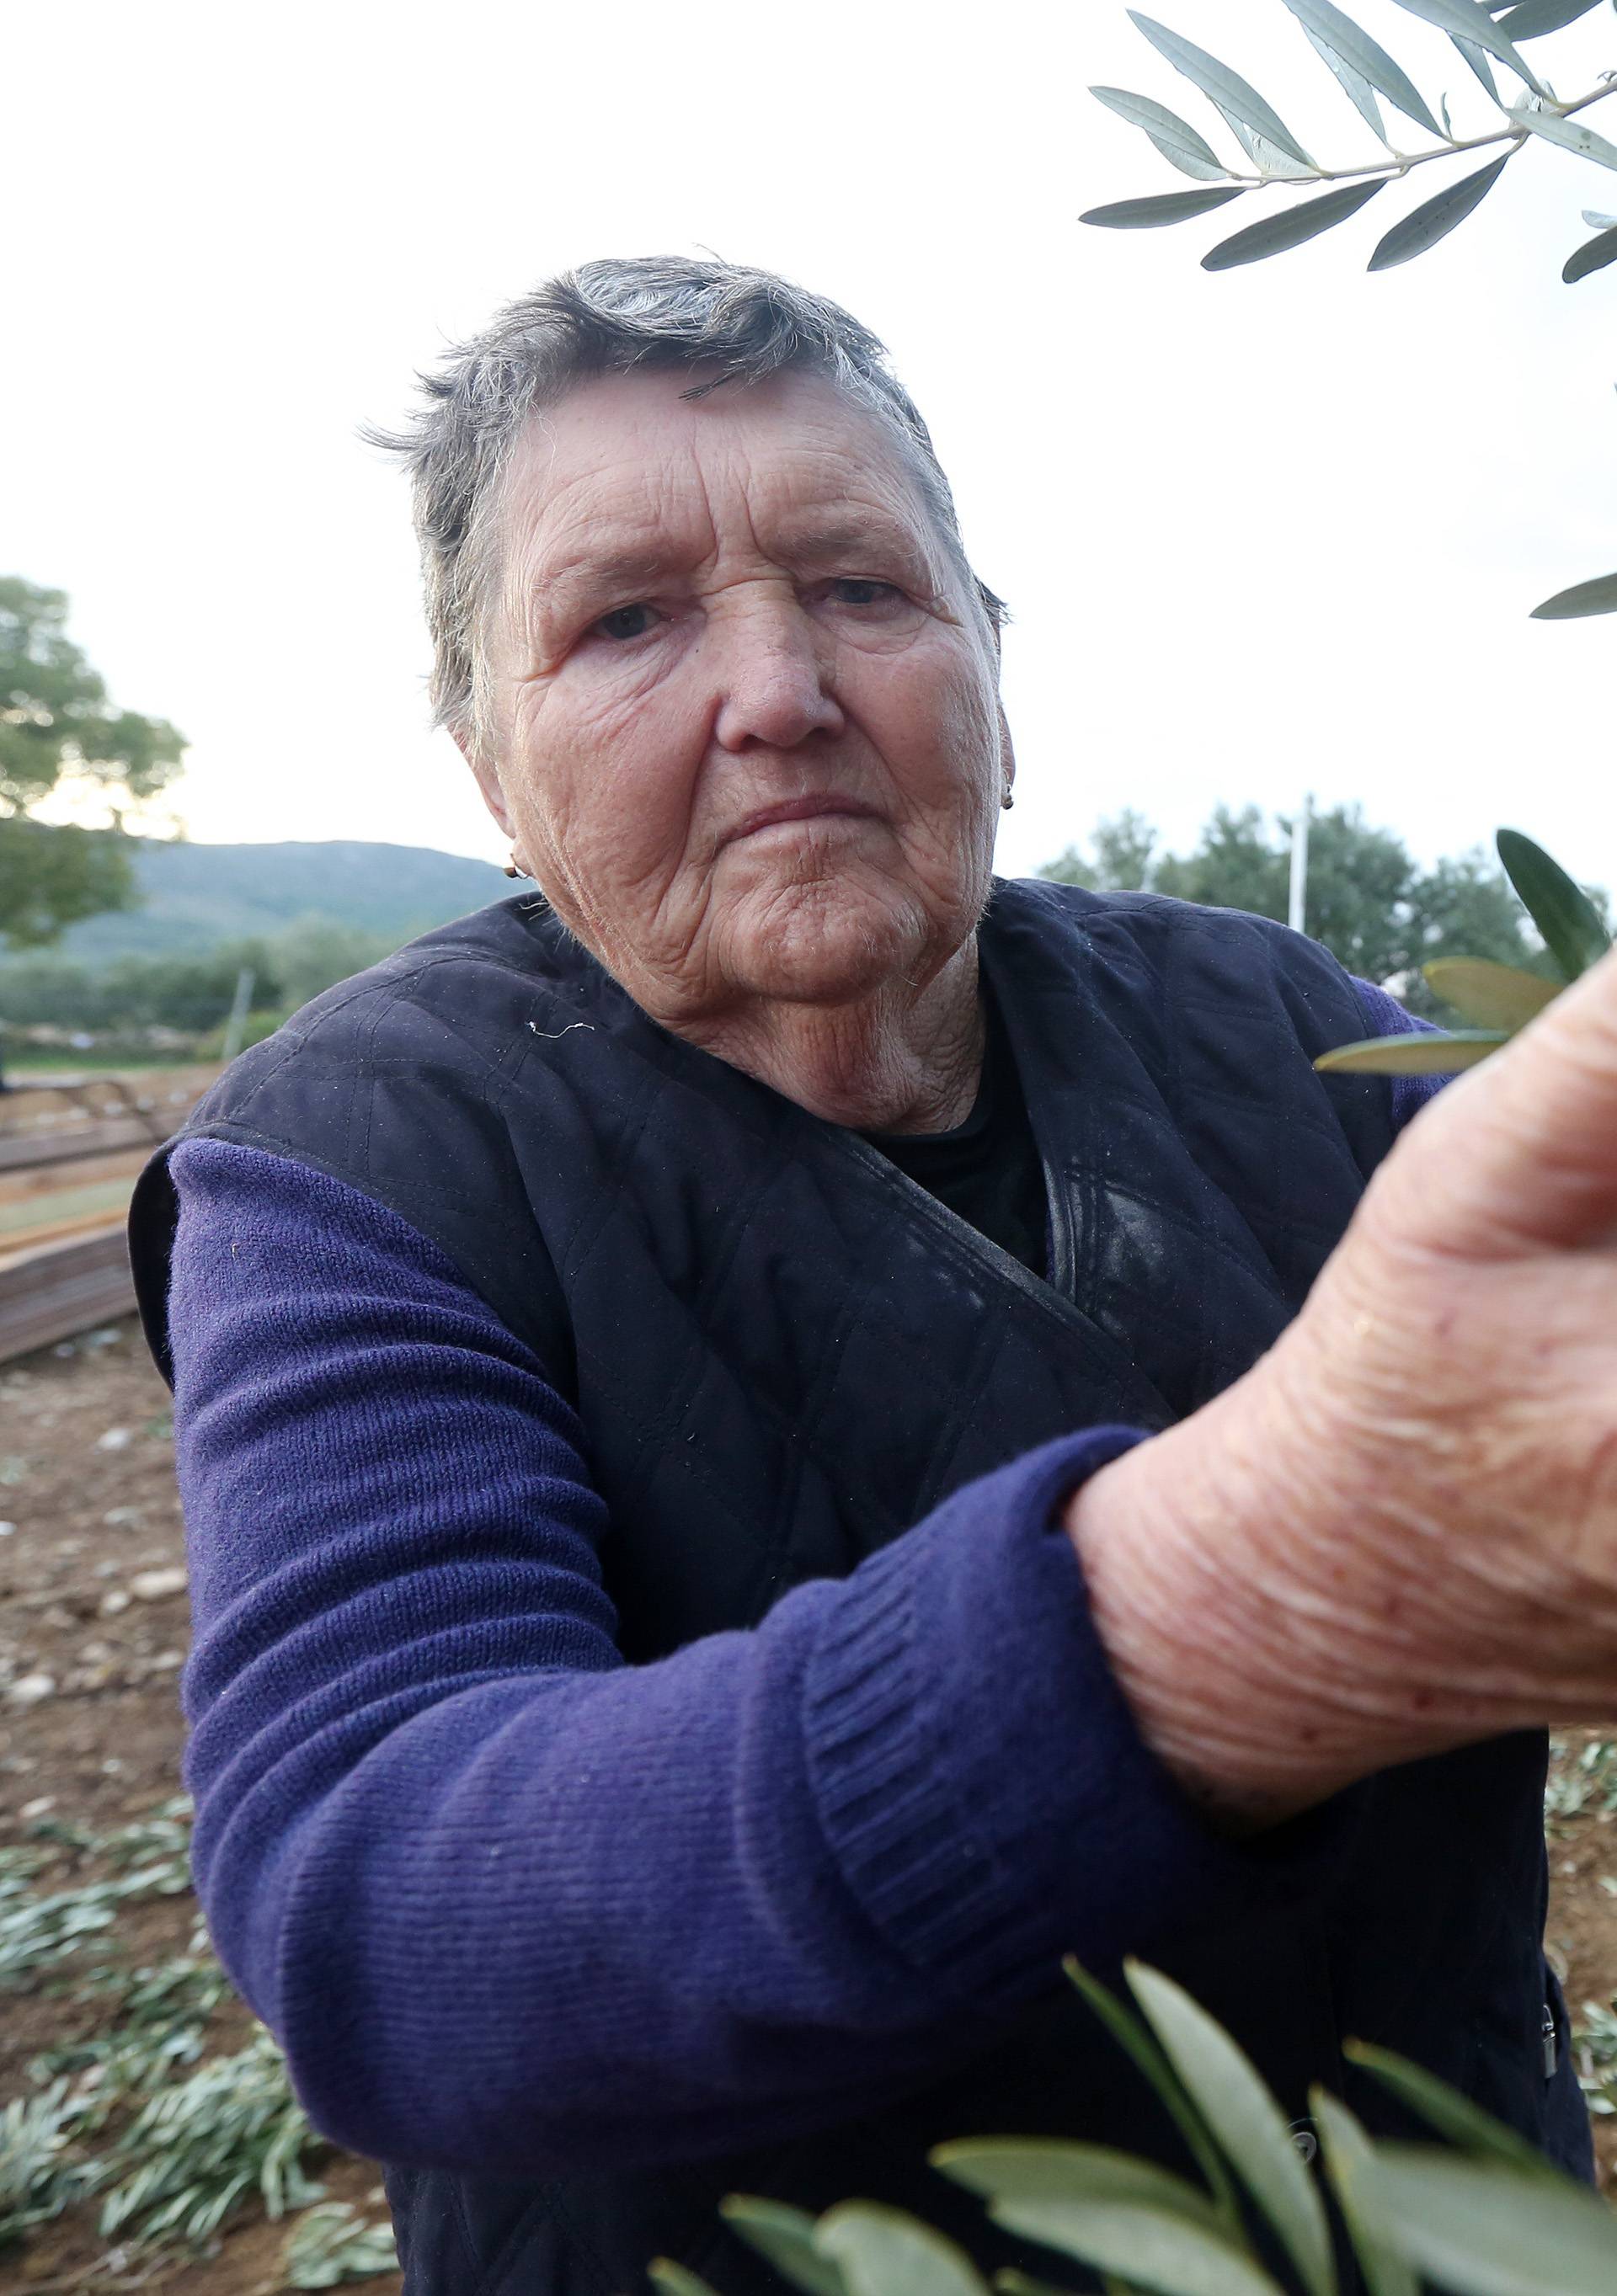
[0,1799,394,2288]
[1315,826,1613,1074]
[650,1956,1617,2296]
[1080,3,1617,620]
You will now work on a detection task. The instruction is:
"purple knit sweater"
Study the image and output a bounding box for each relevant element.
[162,975,1437,2176]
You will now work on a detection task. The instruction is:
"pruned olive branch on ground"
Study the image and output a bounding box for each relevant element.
[0,1803,397,2288]
[1081,0,1617,621]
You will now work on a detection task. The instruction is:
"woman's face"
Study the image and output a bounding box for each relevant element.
[469,365,1011,1035]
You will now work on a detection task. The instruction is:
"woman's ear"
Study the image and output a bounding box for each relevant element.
[455,725,516,840]
[998,704,1016,802]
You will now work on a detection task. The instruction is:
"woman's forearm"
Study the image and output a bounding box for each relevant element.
[1065,1326,1617,1835]
[169,1139,1354,2181]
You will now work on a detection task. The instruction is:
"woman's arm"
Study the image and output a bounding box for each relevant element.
[166,1137,1358,2180]
[1070,952,1617,1833]
[1348,972,1446,1132]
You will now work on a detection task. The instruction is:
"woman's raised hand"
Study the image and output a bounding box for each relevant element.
[1066,944,1617,1832]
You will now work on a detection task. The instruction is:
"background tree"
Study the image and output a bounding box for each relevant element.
[1039,806,1158,892]
[1038,800,1604,1015]
[0,578,185,949]
[1153,804,1294,924]
[1415,848,1561,965]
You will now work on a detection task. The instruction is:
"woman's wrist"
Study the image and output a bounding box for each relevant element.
[1063,1391,1357,1835]
[1061,1356,1615,1836]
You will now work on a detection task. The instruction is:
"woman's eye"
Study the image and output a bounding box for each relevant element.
[592,602,662,642]
[827,578,902,609]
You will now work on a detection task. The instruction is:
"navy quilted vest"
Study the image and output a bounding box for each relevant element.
[128,877,1592,2296]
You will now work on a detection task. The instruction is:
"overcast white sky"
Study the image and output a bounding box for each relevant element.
[8,0,1615,893]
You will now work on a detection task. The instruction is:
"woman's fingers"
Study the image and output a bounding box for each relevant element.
[1374,941,1617,1259]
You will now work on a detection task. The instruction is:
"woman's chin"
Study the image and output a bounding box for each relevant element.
[716,880,931,1007]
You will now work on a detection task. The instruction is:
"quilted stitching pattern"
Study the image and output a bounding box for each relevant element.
[129,882,1580,2296]
[139,878,1392,1654]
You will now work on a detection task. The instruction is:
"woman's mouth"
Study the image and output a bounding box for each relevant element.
[726,796,879,844]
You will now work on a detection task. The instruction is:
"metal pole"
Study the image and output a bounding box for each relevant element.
[1288,793,1312,935]
[221,967,255,1064]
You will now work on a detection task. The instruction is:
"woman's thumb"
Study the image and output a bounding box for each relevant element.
[1377,942,1617,1257]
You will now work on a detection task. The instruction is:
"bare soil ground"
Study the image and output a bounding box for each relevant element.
[1545,1741,1617,2188]
[0,1320,401,2294]
[2,1318,1614,2292]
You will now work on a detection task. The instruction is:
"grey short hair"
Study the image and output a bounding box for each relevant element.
[367,256,1008,754]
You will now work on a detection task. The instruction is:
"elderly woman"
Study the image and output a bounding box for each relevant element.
[129,258,1617,2296]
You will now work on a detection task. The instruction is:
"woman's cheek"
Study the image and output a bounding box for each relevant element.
[851,653,979,798]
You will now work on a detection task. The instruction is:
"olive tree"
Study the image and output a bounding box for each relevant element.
[0,579,185,950]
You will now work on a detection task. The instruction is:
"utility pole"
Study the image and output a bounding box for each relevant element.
[1289,793,1312,936]
[221,966,256,1064]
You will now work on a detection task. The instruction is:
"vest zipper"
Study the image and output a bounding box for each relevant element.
[1541,1999,1559,2079]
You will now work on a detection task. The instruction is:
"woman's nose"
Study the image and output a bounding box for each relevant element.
[709,597,846,754]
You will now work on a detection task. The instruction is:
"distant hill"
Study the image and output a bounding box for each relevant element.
[0,839,512,964]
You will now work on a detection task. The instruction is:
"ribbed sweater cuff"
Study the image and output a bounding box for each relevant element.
[803,1429,1369,2009]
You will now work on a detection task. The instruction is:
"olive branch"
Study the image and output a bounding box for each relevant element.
[1081,0,1617,622]
[1315,826,1612,1071]
[652,1954,1617,2296]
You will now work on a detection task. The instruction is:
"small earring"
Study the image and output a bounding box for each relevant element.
[1000,785,1015,812]
[504,854,530,879]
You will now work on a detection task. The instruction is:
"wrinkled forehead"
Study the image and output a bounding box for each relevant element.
[492,365,958,612]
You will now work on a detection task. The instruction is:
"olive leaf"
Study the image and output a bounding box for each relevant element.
[1064,1957,1243,2231]
[1309,2091,1420,2296]
[1451,31,1503,97]
[1230,122,1318,178]
[1368,151,1513,267]
[1386,0,1544,90]
[932,2139,1226,2231]
[1314,1030,1508,1073]
[721,2198,848,2296]
[1497,0,1606,35]
[1315,829,1604,1076]
[1341,2041,1567,2178]
[814,2203,990,2296]
[1531,567,1617,615]
[1496,828,1611,980]
[1357,2146,1617,2295]
[1280,0,1443,133]
[1091,86,1231,179]
[1508,101,1617,168]
[1081,188,1248,228]
[1422,956,1561,1028]
[649,2262,723,2296]
[1125,1962,1337,2296]
[999,2276,1177,2296]
[1563,221,1617,278]
[1303,29,1391,141]
[992,2209,1285,2295]
[1126,14,1315,166]
[964,2149,1285,2296]
[1203,180,1385,268]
